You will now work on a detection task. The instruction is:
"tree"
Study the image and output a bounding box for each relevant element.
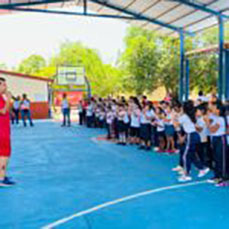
[120,27,160,95]
[17,55,46,75]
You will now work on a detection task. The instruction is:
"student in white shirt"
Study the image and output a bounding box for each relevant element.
[106,105,115,139]
[173,101,209,182]
[129,103,141,145]
[153,107,166,153]
[99,107,106,128]
[205,102,227,185]
[139,102,154,151]
[195,104,210,168]
[86,101,93,128]
[20,94,34,127]
[117,104,127,145]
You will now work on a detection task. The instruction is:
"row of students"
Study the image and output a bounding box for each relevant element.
[173,100,229,186]
[79,96,229,186]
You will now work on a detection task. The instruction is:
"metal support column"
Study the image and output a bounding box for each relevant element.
[179,31,185,102]
[218,16,224,101]
[225,50,229,101]
[185,59,190,101]
[47,83,53,119]
[83,0,87,15]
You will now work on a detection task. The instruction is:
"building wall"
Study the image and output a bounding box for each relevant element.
[2,73,50,119]
[3,74,48,102]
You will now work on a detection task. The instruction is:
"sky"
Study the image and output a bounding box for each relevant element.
[0,7,129,68]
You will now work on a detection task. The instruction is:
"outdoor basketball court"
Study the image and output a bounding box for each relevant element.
[0,121,228,229]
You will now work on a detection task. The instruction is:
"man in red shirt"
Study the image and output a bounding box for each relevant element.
[0,77,15,187]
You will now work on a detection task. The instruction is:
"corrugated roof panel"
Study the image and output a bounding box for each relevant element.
[143,1,179,19]
[156,5,193,23]
[97,0,134,15]
[172,10,210,28]
[143,22,160,31]
[155,26,174,36]
[84,1,103,12]
[188,16,218,32]
[127,0,159,13]
[209,0,229,11]
[130,20,147,27]
[96,7,118,15]
[0,0,228,37]
[111,0,134,8]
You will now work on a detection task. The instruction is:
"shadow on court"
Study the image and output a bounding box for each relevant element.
[0,121,228,229]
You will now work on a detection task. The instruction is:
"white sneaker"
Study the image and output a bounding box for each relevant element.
[172,165,183,172]
[178,169,185,175]
[198,168,210,178]
[178,175,192,182]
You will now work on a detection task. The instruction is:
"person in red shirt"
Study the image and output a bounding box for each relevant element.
[0,77,15,187]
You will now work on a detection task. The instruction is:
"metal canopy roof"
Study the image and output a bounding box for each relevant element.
[0,0,228,37]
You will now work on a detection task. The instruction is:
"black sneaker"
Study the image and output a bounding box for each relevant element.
[0,177,16,187]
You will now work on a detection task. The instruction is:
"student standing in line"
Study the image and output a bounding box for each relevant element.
[139,102,154,151]
[164,105,176,153]
[61,93,71,127]
[86,100,94,128]
[99,106,106,128]
[173,101,209,182]
[171,102,186,174]
[205,102,227,185]
[106,105,115,139]
[129,102,141,145]
[153,107,166,153]
[21,94,34,127]
[195,104,210,168]
[117,104,127,145]
[0,77,15,187]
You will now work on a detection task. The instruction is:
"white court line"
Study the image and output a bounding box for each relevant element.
[42,180,207,229]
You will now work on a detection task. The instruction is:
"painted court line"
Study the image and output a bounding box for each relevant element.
[42,180,207,229]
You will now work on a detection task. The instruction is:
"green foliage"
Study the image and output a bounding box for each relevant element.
[17,55,46,75]
[120,27,160,95]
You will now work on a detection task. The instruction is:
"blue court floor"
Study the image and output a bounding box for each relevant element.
[0,120,229,229]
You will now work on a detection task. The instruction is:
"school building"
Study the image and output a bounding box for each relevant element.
[0,70,53,119]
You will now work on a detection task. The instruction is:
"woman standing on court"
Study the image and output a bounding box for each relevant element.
[21,93,34,127]
[0,77,15,187]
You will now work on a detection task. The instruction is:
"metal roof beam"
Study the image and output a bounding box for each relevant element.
[170,0,229,19]
[8,7,137,20]
[89,0,194,36]
[0,0,72,9]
